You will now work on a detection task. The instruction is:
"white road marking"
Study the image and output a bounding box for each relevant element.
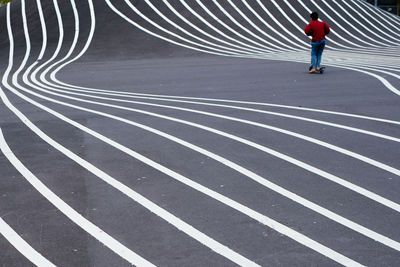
[2,0,400,265]
[1,2,262,266]
[0,214,55,266]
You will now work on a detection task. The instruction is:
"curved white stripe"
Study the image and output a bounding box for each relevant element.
[355,0,400,32]
[23,13,400,253]
[104,0,244,57]
[292,0,399,53]
[27,76,400,255]
[317,0,390,47]
[160,0,258,54]
[0,211,55,266]
[25,0,400,262]
[46,83,400,127]
[5,2,259,265]
[120,0,248,56]
[194,0,279,52]
[25,76,400,213]
[7,2,373,264]
[9,76,357,266]
[0,125,155,267]
[3,0,400,266]
[223,0,303,51]
[140,0,253,55]
[335,0,400,45]
[103,0,397,93]
[3,2,156,265]
[241,0,308,49]
[177,0,269,53]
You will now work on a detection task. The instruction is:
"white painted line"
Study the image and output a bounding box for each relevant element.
[0,215,55,266]
[317,0,387,47]
[35,0,399,97]
[355,0,400,34]
[6,4,364,263]
[21,77,400,253]
[2,2,262,266]
[14,75,364,265]
[45,83,400,127]
[0,126,155,266]
[7,0,400,264]
[24,17,400,255]
[334,0,400,45]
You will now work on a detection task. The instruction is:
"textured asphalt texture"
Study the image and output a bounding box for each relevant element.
[1,1,400,266]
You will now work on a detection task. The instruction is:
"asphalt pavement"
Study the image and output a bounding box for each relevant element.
[1,1,400,266]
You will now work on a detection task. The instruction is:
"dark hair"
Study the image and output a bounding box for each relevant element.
[310,12,319,21]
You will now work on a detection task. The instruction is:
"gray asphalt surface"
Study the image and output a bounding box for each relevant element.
[1,0,400,266]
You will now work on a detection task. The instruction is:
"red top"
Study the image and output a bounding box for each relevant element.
[305,20,330,42]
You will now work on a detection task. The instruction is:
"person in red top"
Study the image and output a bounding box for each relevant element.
[304,12,330,73]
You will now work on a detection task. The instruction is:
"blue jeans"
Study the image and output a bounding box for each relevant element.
[310,39,326,69]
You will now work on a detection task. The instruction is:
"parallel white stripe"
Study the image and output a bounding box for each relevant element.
[47,84,400,127]
[0,126,154,267]
[0,212,55,266]
[267,0,311,47]
[278,0,400,56]
[32,70,400,253]
[254,54,400,96]
[34,46,400,181]
[294,0,400,54]
[50,0,96,81]
[253,0,308,49]
[35,0,47,60]
[2,87,257,267]
[221,0,302,51]
[257,0,398,57]
[194,0,279,52]
[281,0,353,50]
[10,5,368,263]
[355,0,400,32]
[6,2,260,265]
[160,0,258,54]
[26,5,399,246]
[113,0,400,81]
[39,0,80,84]
[0,118,155,266]
[41,80,400,145]
[3,2,155,265]
[28,0,400,262]
[241,0,379,54]
[121,0,247,56]
[3,0,400,266]
[104,0,241,57]
[6,82,364,266]
[320,0,393,47]
[24,76,400,216]
[335,0,400,45]
[308,0,376,48]
[103,0,397,93]
[14,1,260,265]
[19,3,396,247]
[38,1,400,182]
[178,0,269,53]
[241,0,308,49]
[140,0,253,55]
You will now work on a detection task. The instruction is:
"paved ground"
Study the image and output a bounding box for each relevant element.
[1,0,400,266]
